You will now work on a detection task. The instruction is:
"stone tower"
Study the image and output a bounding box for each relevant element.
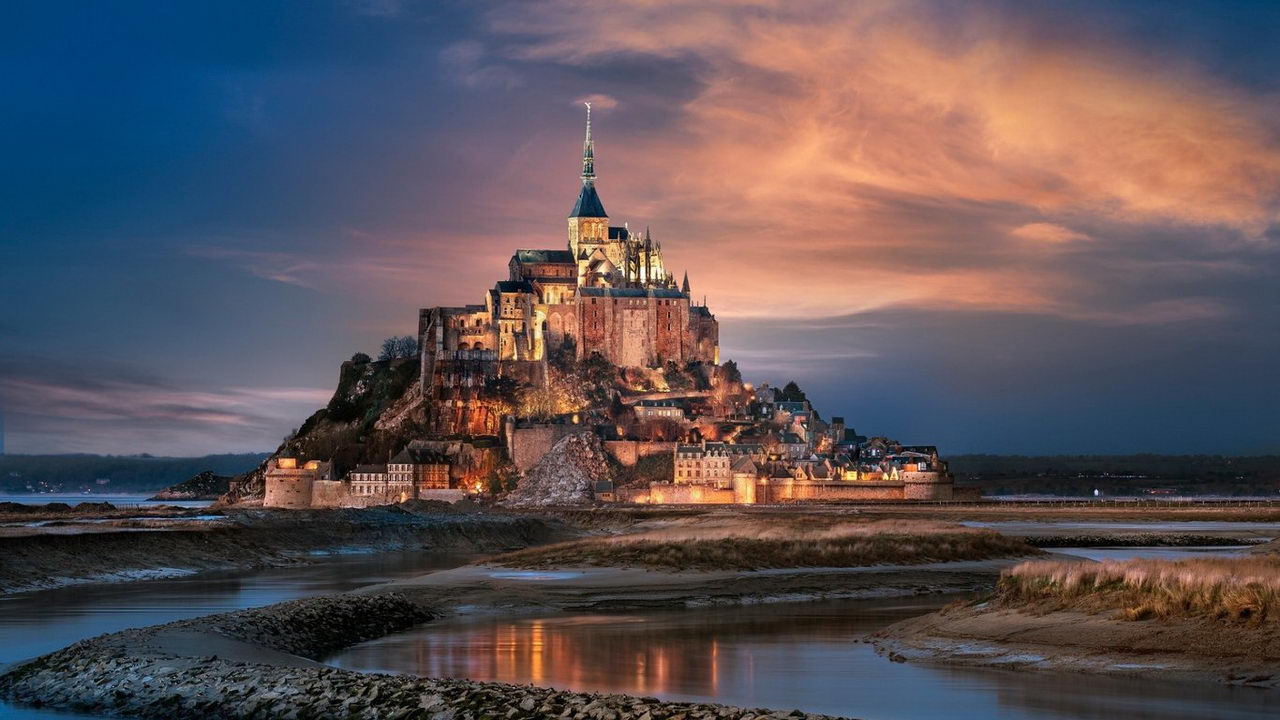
[568,103,609,259]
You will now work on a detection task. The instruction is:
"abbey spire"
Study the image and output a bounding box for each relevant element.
[569,102,607,220]
[568,102,609,260]
[581,101,595,181]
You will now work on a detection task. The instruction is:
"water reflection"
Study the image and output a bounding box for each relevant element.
[330,598,1278,720]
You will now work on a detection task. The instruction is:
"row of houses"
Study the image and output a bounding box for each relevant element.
[263,447,463,509]
[622,437,956,504]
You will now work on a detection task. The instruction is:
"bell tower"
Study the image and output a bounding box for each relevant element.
[568,102,608,259]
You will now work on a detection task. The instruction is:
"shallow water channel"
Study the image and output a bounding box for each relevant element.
[1,543,1276,719]
[328,593,1278,720]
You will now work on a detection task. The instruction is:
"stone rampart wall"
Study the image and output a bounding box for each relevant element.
[601,440,676,466]
[902,472,953,500]
[263,473,314,509]
[647,483,736,504]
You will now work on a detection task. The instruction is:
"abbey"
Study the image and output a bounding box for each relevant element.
[419,106,719,433]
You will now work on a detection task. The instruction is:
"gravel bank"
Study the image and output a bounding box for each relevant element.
[1,592,849,720]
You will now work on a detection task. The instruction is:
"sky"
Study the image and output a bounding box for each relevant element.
[1,0,1278,456]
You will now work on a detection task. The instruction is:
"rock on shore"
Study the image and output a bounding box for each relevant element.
[149,470,233,500]
[1,592,851,720]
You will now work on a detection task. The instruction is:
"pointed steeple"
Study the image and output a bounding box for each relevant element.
[581,102,595,181]
[681,271,690,294]
[569,102,607,218]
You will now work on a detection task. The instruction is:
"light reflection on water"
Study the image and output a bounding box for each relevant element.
[328,597,1278,720]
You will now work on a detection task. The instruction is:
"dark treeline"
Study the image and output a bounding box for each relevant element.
[0,453,269,494]
[950,454,1280,497]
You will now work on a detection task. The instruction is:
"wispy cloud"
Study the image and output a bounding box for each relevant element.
[0,356,330,455]
[188,246,324,289]
[440,41,522,89]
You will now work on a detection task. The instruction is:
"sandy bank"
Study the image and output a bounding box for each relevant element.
[873,602,1280,688]
[366,557,1022,612]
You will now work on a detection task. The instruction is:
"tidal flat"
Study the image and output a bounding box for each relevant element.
[0,503,1277,719]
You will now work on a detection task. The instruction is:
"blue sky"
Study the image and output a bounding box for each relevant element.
[2,0,1278,455]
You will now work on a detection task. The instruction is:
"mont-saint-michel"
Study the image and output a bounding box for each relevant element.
[245,107,959,512]
[3,3,1279,720]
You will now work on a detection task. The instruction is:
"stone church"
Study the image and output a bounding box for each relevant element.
[419,106,720,433]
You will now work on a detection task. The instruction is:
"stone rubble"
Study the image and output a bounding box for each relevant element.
[0,592,850,720]
[503,432,613,508]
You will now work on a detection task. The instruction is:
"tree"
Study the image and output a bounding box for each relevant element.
[378,335,418,361]
[549,335,578,370]
[721,359,742,385]
[484,376,522,416]
[350,352,372,364]
[518,384,561,420]
[664,360,692,392]
[779,380,807,402]
[607,393,633,424]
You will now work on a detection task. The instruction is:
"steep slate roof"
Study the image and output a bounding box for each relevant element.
[608,226,629,240]
[730,455,757,473]
[691,305,714,317]
[635,399,684,408]
[494,280,534,293]
[351,464,387,474]
[515,249,575,264]
[570,182,607,218]
[579,287,686,299]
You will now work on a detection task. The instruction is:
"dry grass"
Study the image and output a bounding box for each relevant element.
[996,556,1280,623]
[491,518,1040,571]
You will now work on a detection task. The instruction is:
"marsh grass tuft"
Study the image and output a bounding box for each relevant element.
[996,556,1280,623]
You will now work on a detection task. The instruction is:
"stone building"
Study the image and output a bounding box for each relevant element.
[388,447,452,496]
[419,105,719,434]
[626,438,955,505]
[262,458,331,509]
[264,448,462,510]
[633,399,686,421]
[348,464,389,499]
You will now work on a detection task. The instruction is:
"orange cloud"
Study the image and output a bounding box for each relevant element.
[476,0,1279,324]
[1010,223,1090,244]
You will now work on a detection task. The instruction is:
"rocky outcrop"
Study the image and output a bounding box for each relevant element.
[221,357,426,504]
[503,431,612,507]
[149,470,233,500]
[0,592,849,720]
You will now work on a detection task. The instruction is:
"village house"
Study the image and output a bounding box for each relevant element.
[633,398,687,421]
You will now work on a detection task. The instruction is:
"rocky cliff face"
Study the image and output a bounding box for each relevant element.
[502,431,612,507]
[222,358,426,504]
